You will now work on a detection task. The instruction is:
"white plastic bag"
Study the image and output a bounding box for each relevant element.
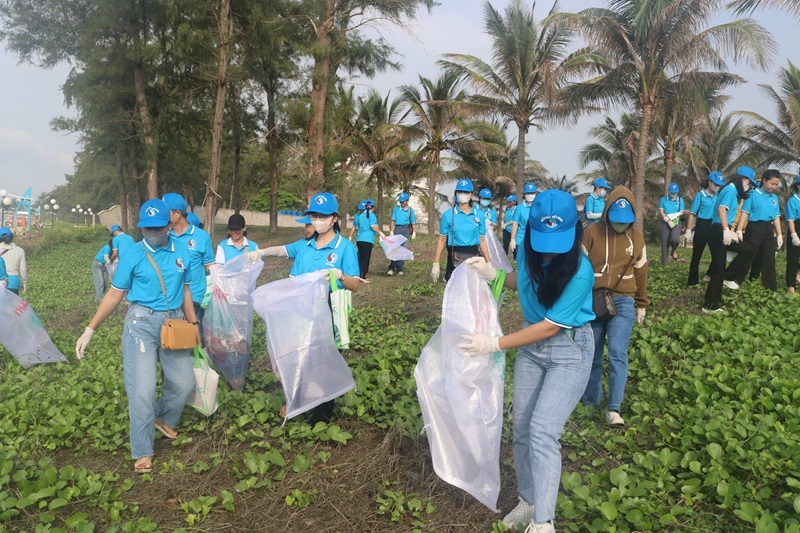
[0,288,67,368]
[485,221,513,273]
[203,254,263,391]
[252,271,355,420]
[413,263,505,511]
[105,260,118,281]
[186,347,220,416]
[379,235,414,261]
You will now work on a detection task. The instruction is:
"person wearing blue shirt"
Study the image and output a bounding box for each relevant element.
[0,256,7,288]
[509,182,538,256]
[76,199,200,475]
[109,224,135,263]
[250,192,363,424]
[349,199,385,278]
[91,242,112,301]
[502,195,518,255]
[163,193,216,345]
[459,190,595,532]
[727,169,783,291]
[475,188,498,226]
[388,192,416,275]
[703,167,758,313]
[215,214,259,265]
[583,178,613,226]
[186,212,204,230]
[785,176,800,294]
[657,182,687,264]
[431,179,490,282]
[685,172,725,286]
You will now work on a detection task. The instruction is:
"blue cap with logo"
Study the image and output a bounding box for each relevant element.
[398,192,410,202]
[607,197,635,224]
[528,189,578,254]
[507,194,518,202]
[365,198,375,207]
[306,192,339,216]
[668,183,679,194]
[137,199,172,228]
[479,188,492,199]
[109,224,121,235]
[737,166,757,184]
[708,172,725,186]
[186,212,202,227]
[162,192,188,211]
[295,215,311,225]
[523,182,537,194]
[455,180,474,193]
[357,200,366,211]
[593,178,613,190]
[0,228,11,239]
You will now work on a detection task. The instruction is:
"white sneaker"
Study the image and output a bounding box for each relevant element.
[502,498,536,528]
[723,280,740,290]
[524,521,555,533]
[702,275,711,282]
[387,270,395,276]
[397,271,404,276]
[701,306,725,314]
[606,411,625,426]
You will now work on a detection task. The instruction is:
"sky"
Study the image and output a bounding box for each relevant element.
[0,0,799,203]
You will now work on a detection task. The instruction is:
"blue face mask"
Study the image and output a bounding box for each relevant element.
[480,199,491,207]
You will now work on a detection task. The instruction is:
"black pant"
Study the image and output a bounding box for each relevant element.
[660,220,681,265]
[787,239,800,288]
[726,221,774,289]
[356,241,373,278]
[444,245,480,281]
[688,218,714,285]
[193,302,206,347]
[703,224,755,309]
[307,400,335,425]
[502,231,511,254]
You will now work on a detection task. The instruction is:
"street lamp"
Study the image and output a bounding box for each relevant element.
[0,189,8,228]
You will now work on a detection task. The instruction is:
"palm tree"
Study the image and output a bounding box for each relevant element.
[578,114,642,188]
[439,0,596,197]
[541,174,580,193]
[739,61,800,171]
[729,0,800,15]
[687,113,754,184]
[557,0,775,230]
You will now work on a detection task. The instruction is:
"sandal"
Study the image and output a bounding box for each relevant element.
[154,419,178,439]
[134,457,152,474]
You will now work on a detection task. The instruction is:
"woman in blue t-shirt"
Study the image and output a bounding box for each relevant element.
[349,199,385,278]
[459,190,595,532]
[785,176,800,294]
[685,172,725,286]
[658,182,686,264]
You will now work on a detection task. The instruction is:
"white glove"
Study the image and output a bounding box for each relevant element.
[464,256,496,282]
[103,254,110,263]
[0,279,7,288]
[663,216,670,223]
[21,282,27,294]
[389,229,394,236]
[329,268,344,281]
[261,246,288,258]
[379,232,386,239]
[636,308,646,325]
[75,327,94,360]
[247,250,264,262]
[736,230,744,242]
[411,232,416,239]
[209,263,222,270]
[792,233,800,247]
[430,263,440,282]
[777,235,784,249]
[509,241,517,254]
[684,230,693,243]
[722,229,738,246]
[458,334,501,356]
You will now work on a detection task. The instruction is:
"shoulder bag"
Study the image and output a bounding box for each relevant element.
[144,248,198,350]
[592,229,635,322]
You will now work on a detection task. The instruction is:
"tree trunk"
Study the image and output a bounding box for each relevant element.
[377,172,385,232]
[265,77,279,234]
[115,146,129,233]
[130,13,158,200]
[307,0,335,196]
[633,104,654,232]
[516,124,527,197]
[340,172,348,231]
[428,156,438,235]
[231,82,242,214]
[126,139,142,233]
[204,0,232,232]
[664,117,677,196]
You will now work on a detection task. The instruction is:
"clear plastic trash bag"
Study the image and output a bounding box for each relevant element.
[413,263,505,511]
[252,271,355,420]
[379,235,414,261]
[203,254,263,391]
[485,222,513,273]
[0,288,67,368]
[105,260,118,281]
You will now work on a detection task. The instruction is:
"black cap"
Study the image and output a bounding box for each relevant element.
[227,214,246,230]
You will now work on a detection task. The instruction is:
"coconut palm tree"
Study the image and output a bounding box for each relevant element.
[729,0,800,15]
[578,114,642,188]
[439,0,597,197]
[686,113,754,184]
[541,174,580,193]
[557,0,775,230]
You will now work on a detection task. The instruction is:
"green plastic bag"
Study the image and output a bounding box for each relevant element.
[329,270,352,350]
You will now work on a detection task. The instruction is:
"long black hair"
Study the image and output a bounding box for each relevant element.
[523,222,584,309]
[728,174,751,200]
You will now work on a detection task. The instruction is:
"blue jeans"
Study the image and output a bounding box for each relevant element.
[122,304,195,459]
[513,323,593,523]
[582,296,635,412]
[388,224,410,272]
[91,260,108,301]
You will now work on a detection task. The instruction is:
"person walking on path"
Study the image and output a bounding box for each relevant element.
[685,172,725,286]
[76,199,201,475]
[0,228,27,295]
[91,242,112,301]
[350,199,385,278]
[583,178,613,226]
[658,183,686,264]
[215,214,258,265]
[388,193,415,276]
[502,195,518,255]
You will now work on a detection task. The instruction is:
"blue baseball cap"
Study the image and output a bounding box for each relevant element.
[668,183,679,194]
[507,194,518,202]
[593,178,613,190]
[295,215,311,225]
[737,166,757,184]
[186,212,202,227]
[306,192,339,215]
[708,172,725,186]
[137,199,171,228]
[607,197,635,224]
[523,182,537,194]
[455,180,474,193]
[528,190,578,254]
[162,192,188,211]
[0,228,11,239]
[109,224,122,235]
[479,188,492,199]
[365,198,375,207]
[398,192,410,202]
[357,200,366,211]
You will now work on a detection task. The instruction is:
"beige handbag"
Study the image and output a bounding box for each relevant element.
[144,250,197,351]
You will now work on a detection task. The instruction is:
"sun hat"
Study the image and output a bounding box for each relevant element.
[227,214,246,230]
[306,192,339,216]
[668,183,679,194]
[523,182,537,194]
[454,180,474,193]
[708,172,725,186]
[607,197,635,224]
[528,189,578,254]
[137,199,171,228]
[479,188,492,199]
[162,192,188,211]
[593,178,613,190]
[737,166,757,185]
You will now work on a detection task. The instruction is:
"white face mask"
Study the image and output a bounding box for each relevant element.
[598,189,607,198]
[456,192,472,205]
[524,193,536,203]
[742,180,751,191]
[311,216,334,234]
[709,183,720,193]
[480,199,491,207]
[669,193,677,200]
[609,221,631,234]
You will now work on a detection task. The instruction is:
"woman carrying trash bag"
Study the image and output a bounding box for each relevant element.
[685,172,725,286]
[459,190,595,533]
[215,213,259,265]
[658,182,686,264]
[75,199,201,474]
[249,192,363,424]
[431,179,490,282]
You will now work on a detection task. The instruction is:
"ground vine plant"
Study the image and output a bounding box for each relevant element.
[0,227,798,532]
